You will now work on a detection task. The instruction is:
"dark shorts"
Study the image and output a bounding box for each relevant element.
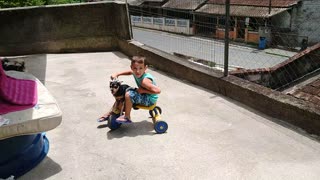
[128,90,154,106]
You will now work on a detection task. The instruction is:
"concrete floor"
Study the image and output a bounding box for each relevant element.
[20,52,320,180]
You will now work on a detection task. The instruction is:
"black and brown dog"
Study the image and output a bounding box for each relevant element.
[97,79,134,122]
[109,79,131,115]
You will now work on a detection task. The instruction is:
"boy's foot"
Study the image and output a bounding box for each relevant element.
[97,116,109,122]
[115,115,132,124]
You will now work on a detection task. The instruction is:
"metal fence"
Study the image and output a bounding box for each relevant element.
[127,1,320,90]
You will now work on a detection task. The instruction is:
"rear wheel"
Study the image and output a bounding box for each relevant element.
[154,121,168,134]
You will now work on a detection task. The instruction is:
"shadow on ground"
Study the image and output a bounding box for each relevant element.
[103,120,158,139]
[19,157,62,180]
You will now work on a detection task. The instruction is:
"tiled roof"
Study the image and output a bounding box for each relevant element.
[127,0,167,6]
[207,0,300,8]
[287,77,320,107]
[162,0,207,10]
[196,4,289,18]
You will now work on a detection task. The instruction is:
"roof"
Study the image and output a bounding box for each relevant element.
[126,0,144,6]
[141,0,168,7]
[230,43,320,109]
[207,0,300,8]
[287,76,320,107]
[144,0,166,2]
[127,0,167,6]
[162,0,207,10]
[196,4,289,18]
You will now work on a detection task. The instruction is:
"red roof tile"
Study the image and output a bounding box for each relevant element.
[287,77,320,108]
[196,4,288,18]
[207,0,300,8]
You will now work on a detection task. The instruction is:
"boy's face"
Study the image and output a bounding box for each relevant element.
[131,62,147,78]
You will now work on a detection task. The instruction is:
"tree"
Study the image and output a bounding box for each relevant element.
[45,0,81,5]
[0,0,45,8]
[0,0,82,8]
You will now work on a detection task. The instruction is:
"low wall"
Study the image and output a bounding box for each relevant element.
[0,2,130,56]
[216,28,235,39]
[247,31,259,44]
[119,39,320,136]
[131,16,192,35]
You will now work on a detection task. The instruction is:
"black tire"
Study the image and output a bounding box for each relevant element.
[108,113,121,130]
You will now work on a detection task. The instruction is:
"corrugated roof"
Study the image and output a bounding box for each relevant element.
[196,4,289,18]
[162,0,207,10]
[207,0,300,8]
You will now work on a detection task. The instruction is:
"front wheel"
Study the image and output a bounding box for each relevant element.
[108,113,122,130]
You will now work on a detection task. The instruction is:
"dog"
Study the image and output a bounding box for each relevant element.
[109,79,130,99]
[109,79,131,114]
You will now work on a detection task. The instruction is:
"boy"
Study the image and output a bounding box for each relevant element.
[111,56,161,123]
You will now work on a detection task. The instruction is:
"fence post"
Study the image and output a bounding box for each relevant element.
[224,0,230,76]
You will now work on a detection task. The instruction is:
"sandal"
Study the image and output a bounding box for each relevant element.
[115,115,132,124]
[97,116,109,122]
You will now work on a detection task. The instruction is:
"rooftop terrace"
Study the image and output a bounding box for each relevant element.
[0,1,320,178]
[19,52,320,179]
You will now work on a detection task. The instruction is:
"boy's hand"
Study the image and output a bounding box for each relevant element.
[137,87,143,94]
[110,74,117,80]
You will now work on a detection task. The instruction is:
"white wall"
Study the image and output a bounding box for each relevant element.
[131,16,193,35]
[291,0,320,44]
[272,11,291,29]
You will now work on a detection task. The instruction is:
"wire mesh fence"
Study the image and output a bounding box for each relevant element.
[127,0,320,90]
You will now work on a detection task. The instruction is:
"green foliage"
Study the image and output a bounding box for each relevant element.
[0,0,82,8]
[0,0,45,8]
[46,0,82,5]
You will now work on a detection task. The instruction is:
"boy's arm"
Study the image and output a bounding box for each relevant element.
[111,70,133,79]
[138,78,161,94]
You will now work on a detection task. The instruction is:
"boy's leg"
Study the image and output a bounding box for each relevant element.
[124,92,132,119]
[116,92,132,123]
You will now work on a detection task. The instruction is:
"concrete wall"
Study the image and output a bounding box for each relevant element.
[272,11,291,29]
[131,16,192,35]
[0,2,131,56]
[292,0,320,44]
[246,30,259,44]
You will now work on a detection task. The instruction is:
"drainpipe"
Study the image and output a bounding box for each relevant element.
[192,10,196,34]
[224,0,230,77]
[125,0,133,39]
[269,0,271,14]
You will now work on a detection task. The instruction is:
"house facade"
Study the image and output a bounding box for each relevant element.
[195,0,301,46]
[128,0,313,48]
